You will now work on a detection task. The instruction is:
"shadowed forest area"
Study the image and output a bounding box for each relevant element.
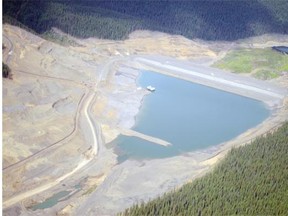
[3,0,288,41]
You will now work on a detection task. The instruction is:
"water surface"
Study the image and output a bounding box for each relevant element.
[31,191,70,210]
[111,71,270,161]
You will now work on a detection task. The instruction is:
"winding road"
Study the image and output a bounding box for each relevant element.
[3,37,86,172]
[3,80,86,172]
[3,91,99,208]
[2,34,103,209]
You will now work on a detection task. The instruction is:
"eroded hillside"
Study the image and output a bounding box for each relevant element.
[2,24,288,215]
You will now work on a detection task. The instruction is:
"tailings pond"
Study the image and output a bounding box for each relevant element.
[110,71,270,161]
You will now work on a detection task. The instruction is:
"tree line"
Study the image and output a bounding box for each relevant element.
[121,122,288,215]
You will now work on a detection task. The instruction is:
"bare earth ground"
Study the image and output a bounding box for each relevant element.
[2,24,288,216]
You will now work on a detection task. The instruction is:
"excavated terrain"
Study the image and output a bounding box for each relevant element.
[2,24,288,215]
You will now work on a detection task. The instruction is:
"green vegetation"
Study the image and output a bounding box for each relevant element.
[42,29,80,47]
[82,184,98,196]
[253,69,280,80]
[2,62,12,79]
[121,122,288,215]
[213,48,288,79]
[3,0,288,41]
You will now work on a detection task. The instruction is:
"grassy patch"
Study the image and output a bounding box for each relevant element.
[213,48,288,77]
[253,69,280,80]
[82,184,98,196]
[279,62,288,71]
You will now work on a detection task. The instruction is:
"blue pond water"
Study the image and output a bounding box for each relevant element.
[111,71,270,161]
[31,191,70,210]
[30,184,81,210]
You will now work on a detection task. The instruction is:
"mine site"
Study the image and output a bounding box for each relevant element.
[2,1,288,215]
[3,23,288,215]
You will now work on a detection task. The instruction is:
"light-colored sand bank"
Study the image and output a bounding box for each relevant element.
[119,128,171,146]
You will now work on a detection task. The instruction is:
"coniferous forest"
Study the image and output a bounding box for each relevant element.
[121,122,288,215]
[3,0,288,41]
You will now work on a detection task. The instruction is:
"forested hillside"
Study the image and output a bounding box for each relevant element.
[121,122,288,215]
[3,0,288,41]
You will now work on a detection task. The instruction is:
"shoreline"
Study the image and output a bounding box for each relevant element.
[123,56,288,159]
[92,56,288,215]
[91,103,288,215]
[132,56,287,108]
[106,52,287,150]
[111,55,287,155]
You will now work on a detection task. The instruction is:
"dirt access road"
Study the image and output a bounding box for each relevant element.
[3,26,130,209]
[2,45,98,209]
[2,27,106,209]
